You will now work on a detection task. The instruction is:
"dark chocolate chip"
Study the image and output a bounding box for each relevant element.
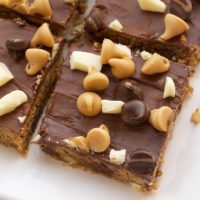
[6,39,30,52]
[121,100,150,126]
[84,9,106,33]
[114,80,144,102]
[6,39,30,61]
[170,0,192,20]
[127,150,156,174]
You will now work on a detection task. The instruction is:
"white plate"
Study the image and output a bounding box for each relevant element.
[0,65,200,200]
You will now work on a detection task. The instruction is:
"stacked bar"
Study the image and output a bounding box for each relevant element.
[0,0,86,153]
[85,0,200,65]
[0,0,83,32]
[1,0,196,191]
[0,19,65,153]
[39,37,191,190]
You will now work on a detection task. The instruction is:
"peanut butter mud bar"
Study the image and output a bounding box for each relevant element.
[38,37,191,191]
[85,0,200,66]
[0,19,65,153]
[0,0,84,33]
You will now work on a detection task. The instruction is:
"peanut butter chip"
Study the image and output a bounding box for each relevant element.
[0,0,6,5]
[31,23,55,47]
[160,13,189,41]
[25,48,50,76]
[29,0,52,19]
[108,57,135,79]
[101,39,126,64]
[6,0,29,14]
[149,106,173,132]
[83,67,109,91]
[64,136,89,152]
[87,125,110,153]
[141,53,170,75]
[191,109,200,124]
[77,92,102,117]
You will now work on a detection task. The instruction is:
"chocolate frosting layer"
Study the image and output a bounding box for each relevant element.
[87,0,200,46]
[41,38,190,181]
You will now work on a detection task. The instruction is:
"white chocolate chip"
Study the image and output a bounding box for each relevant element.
[138,0,166,13]
[31,134,41,143]
[109,19,123,32]
[70,51,102,72]
[101,100,124,114]
[115,44,132,58]
[140,51,152,61]
[0,62,14,87]
[17,116,26,124]
[163,76,176,98]
[0,90,28,117]
[109,149,126,165]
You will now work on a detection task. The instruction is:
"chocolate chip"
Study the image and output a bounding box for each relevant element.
[127,150,156,174]
[121,100,150,126]
[84,9,106,33]
[170,0,192,20]
[6,39,30,61]
[114,80,143,102]
[6,39,30,52]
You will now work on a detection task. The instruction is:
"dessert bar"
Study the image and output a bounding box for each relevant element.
[0,0,83,33]
[85,0,200,66]
[0,19,65,153]
[39,37,190,190]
